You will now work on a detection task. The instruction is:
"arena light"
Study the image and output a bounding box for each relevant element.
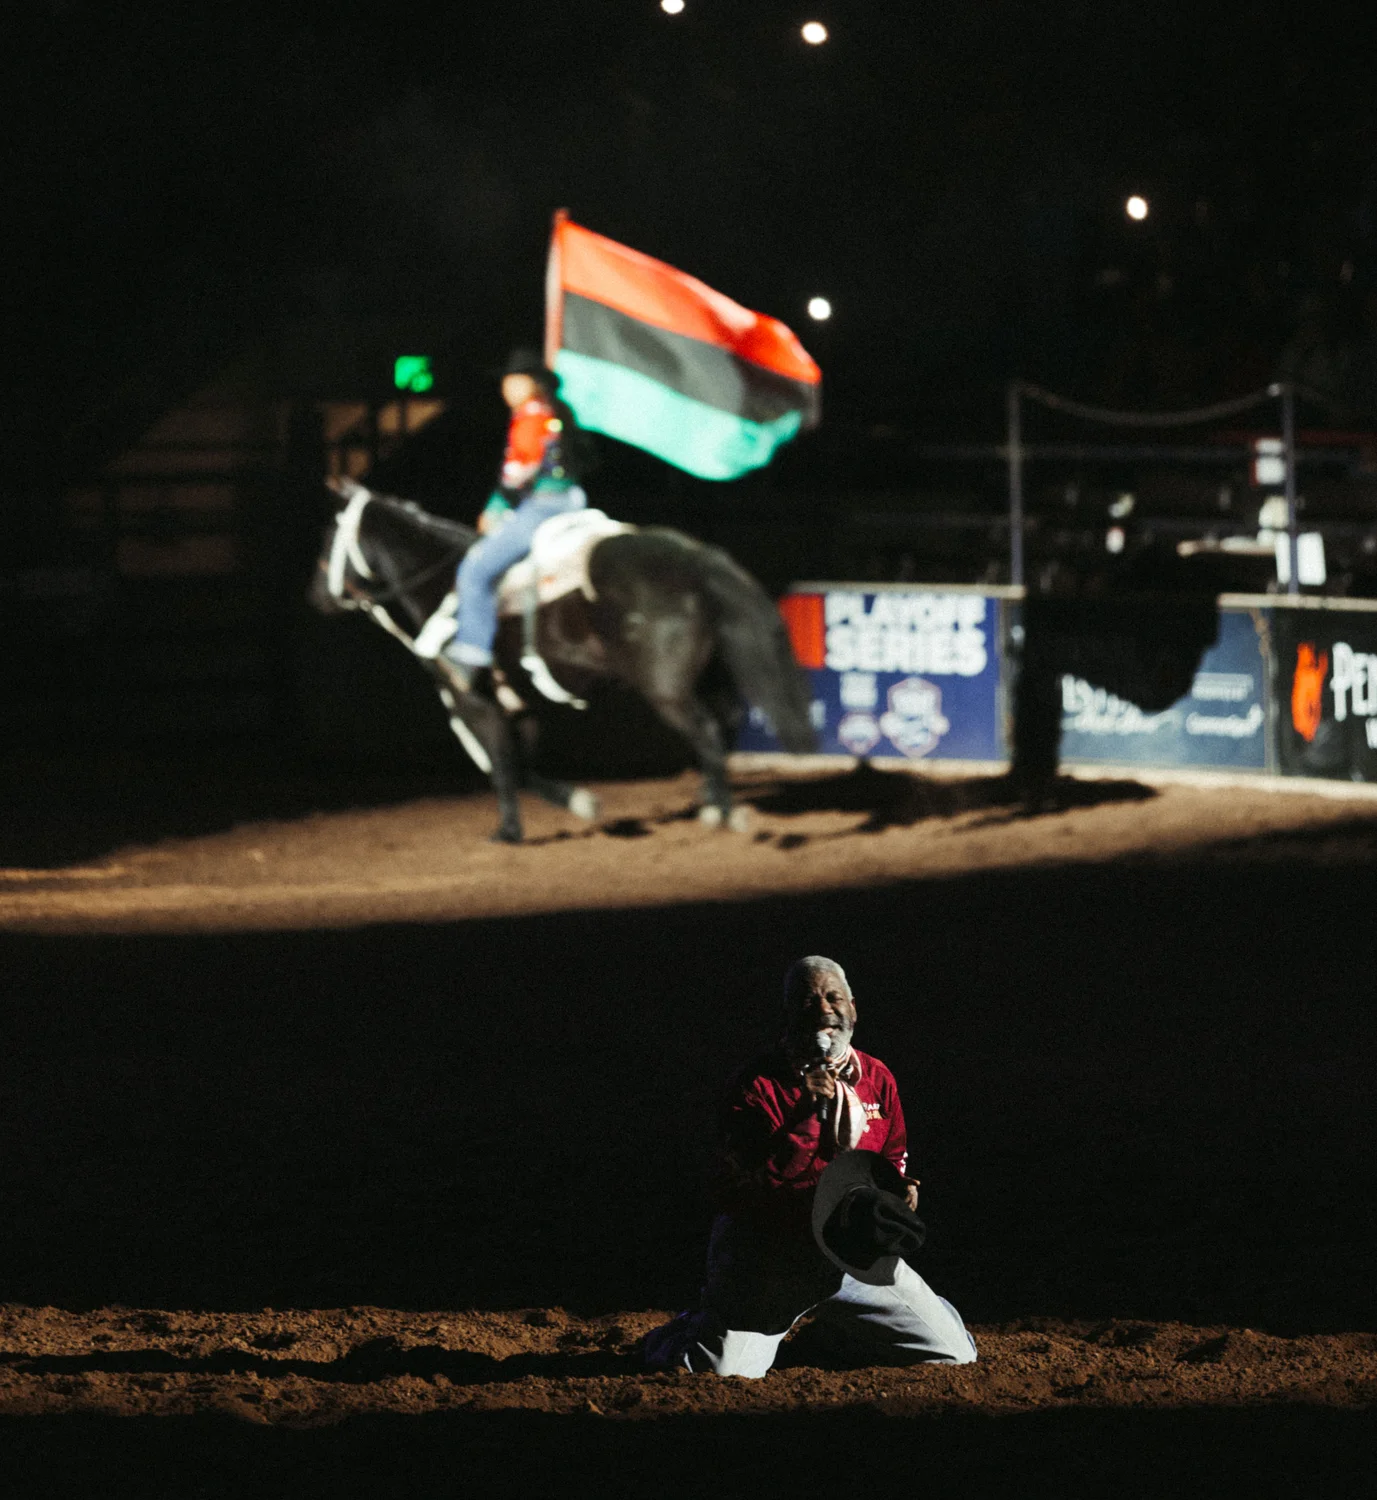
[394,355,434,393]
[801,21,829,44]
[1125,195,1149,221]
[807,296,832,321]
[661,0,685,13]
[1252,437,1287,488]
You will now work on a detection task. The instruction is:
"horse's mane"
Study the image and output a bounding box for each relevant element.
[373,493,476,548]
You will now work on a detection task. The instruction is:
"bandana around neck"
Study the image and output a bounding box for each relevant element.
[788,1042,867,1151]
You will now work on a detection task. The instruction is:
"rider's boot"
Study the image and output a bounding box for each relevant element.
[436,652,493,698]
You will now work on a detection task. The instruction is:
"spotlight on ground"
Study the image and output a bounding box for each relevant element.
[807,297,832,321]
[1125,195,1149,221]
[801,21,829,44]
[660,0,684,13]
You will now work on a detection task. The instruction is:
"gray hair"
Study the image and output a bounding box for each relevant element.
[783,955,850,1007]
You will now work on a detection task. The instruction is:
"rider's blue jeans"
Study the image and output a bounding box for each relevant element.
[448,487,586,667]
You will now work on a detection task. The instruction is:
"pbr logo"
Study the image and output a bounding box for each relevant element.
[837,712,882,756]
[1291,643,1328,743]
[879,676,951,758]
[1289,640,1377,751]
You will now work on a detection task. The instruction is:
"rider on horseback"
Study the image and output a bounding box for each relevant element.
[441,348,592,689]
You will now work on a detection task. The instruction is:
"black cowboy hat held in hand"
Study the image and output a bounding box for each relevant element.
[812,1150,927,1286]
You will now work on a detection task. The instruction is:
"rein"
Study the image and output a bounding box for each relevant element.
[361,546,466,605]
[325,487,466,613]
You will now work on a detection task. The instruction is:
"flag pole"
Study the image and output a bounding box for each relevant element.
[544,208,569,371]
[1281,380,1300,596]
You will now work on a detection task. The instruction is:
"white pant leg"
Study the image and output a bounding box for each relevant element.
[812,1260,978,1364]
[641,1215,844,1380]
[643,1310,788,1379]
[690,1322,788,1379]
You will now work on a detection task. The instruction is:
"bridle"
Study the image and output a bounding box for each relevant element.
[324,486,376,604]
[317,481,499,774]
[321,485,466,625]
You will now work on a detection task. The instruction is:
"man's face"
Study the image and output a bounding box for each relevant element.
[785,969,857,1059]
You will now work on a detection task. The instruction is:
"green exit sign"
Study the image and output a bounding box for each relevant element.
[394,355,434,393]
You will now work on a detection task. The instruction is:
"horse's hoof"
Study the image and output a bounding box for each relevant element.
[727,805,753,834]
[698,805,724,829]
[568,788,600,822]
[490,827,523,844]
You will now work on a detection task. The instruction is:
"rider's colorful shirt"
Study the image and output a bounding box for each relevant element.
[500,397,570,498]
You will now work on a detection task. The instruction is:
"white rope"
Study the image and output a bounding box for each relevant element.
[436,687,493,772]
[365,602,416,650]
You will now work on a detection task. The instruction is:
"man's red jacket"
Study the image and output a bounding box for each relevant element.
[714,1046,909,1238]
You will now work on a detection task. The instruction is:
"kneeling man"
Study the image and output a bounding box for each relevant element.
[644,955,976,1378]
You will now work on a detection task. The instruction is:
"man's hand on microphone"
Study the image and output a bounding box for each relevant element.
[903,1178,920,1213]
[802,1066,837,1102]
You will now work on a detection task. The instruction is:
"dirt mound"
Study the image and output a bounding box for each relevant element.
[2,1306,1373,1426]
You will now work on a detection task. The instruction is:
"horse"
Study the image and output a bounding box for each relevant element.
[307,479,816,842]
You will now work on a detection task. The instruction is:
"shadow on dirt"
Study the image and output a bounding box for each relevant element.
[743,759,1157,831]
[5,1405,1376,1498]
[0,1342,639,1387]
[0,705,693,871]
[0,755,484,870]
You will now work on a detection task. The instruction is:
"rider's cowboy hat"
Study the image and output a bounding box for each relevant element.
[811,1149,927,1287]
[497,347,560,386]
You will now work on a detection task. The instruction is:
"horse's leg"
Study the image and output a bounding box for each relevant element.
[649,693,744,830]
[513,715,600,821]
[435,681,524,842]
[526,773,600,821]
[618,602,743,830]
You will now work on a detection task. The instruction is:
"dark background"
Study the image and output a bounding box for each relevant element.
[8,0,1377,485]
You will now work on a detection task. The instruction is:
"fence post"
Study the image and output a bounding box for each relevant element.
[1281,381,1300,596]
[1007,381,1024,588]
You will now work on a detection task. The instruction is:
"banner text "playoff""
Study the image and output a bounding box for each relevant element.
[823,592,989,676]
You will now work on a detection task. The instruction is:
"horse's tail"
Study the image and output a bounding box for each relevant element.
[695,547,817,753]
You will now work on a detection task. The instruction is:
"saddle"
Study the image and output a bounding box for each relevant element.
[496,508,630,616]
[413,508,632,707]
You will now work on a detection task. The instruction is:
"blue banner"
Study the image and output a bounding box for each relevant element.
[1054,606,1269,770]
[737,588,1005,761]
[739,586,1377,781]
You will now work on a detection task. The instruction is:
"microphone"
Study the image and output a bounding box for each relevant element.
[811,1030,833,1119]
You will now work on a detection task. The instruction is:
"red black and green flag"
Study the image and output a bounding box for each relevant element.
[544,212,821,480]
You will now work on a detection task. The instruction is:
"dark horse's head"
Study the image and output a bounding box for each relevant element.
[308,477,476,627]
[305,477,357,617]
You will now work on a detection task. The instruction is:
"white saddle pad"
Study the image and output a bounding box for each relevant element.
[496,508,631,616]
[411,508,632,661]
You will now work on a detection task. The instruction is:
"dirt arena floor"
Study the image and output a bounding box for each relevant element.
[2,758,1376,1494]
